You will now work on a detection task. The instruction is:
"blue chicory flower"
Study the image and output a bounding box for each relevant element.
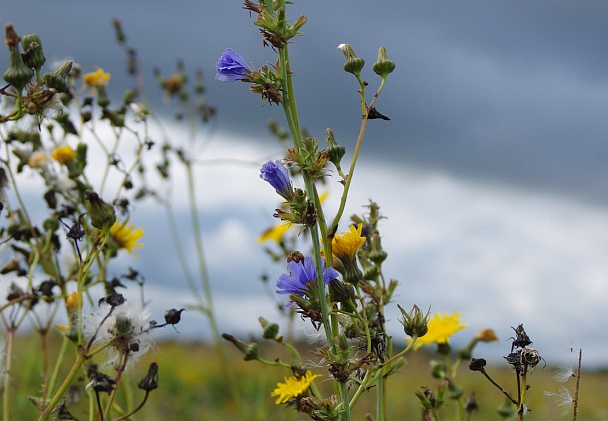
[260,159,292,198]
[276,256,340,296]
[215,48,252,82]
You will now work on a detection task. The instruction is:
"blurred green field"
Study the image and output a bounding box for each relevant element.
[5,334,608,420]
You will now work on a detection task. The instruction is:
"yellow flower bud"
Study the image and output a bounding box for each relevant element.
[51,145,76,164]
[475,328,498,342]
[65,292,80,310]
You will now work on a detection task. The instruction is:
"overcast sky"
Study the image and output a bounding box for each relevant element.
[3,1,608,367]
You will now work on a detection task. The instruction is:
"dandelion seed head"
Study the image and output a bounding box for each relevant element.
[83,301,155,370]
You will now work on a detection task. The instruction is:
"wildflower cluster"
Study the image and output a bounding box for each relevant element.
[0,21,194,420]
[0,2,578,420]
[218,2,498,420]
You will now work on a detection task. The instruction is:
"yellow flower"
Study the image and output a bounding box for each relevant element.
[332,223,366,260]
[410,312,467,350]
[109,219,143,256]
[258,223,291,243]
[83,67,110,89]
[51,145,76,164]
[270,370,320,405]
[56,292,80,334]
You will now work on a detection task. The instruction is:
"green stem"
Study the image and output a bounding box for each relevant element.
[276,30,334,349]
[274,5,351,417]
[3,328,14,421]
[431,408,441,421]
[329,96,369,236]
[38,349,88,421]
[518,370,527,419]
[380,336,417,368]
[184,162,243,417]
[349,369,372,408]
[255,357,291,369]
[76,235,107,346]
[280,340,302,361]
[338,381,352,421]
[46,334,70,401]
[376,364,386,421]
[163,200,201,302]
[39,331,50,401]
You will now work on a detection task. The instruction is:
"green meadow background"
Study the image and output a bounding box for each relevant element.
[5,334,608,420]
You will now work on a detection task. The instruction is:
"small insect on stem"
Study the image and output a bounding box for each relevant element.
[59,213,86,261]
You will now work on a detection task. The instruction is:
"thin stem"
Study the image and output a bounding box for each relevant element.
[279,340,301,361]
[477,366,517,405]
[517,368,527,419]
[349,369,372,408]
[3,328,14,421]
[376,364,386,421]
[572,348,582,421]
[114,391,150,421]
[329,99,369,236]
[431,408,441,421]
[102,346,130,420]
[46,334,70,401]
[184,162,243,417]
[338,381,352,421]
[380,336,417,368]
[163,200,201,302]
[39,330,50,400]
[38,349,88,421]
[96,392,105,421]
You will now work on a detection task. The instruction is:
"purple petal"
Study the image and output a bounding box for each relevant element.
[215,48,251,82]
[260,160,291,193]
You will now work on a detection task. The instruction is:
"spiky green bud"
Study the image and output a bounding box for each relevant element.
[84,190,116,230]
[3,24,33,92]
[398,304,430,338]
[21,34,46,71]
[372,46,395,79]
[101,109,125,127]
[367,231,388,264]
[431,361,447,379]
[259,317,281,341]
[244,343,259,361]
[43,61,73,92]
[222,333,259,361]
[326,128,345,169]
[338,44,364,76]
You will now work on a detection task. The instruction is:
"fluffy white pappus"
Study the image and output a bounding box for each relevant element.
[83,301,155,370]
[544,386,575,414]
[553,364,576,383]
